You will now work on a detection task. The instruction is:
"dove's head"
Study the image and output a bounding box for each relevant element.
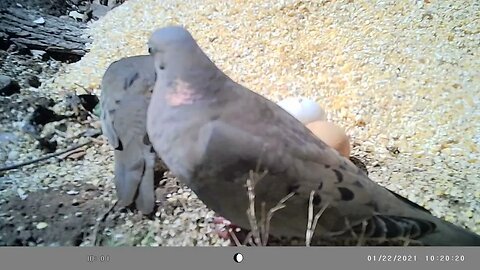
[148,26,215,79]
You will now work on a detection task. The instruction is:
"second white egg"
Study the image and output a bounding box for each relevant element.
[277,96,326,124]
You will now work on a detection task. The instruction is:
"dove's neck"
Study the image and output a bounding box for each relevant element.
[160,66,227,104]
[161,47,229,94]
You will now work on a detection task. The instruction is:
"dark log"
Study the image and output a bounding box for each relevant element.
[0,7,91,62]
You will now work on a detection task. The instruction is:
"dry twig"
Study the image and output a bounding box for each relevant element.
[92,200,119,246]
[0,140,93,172]
[228,229,242,247]
[263,192,295,245]
[305,190,330,246]
[244,169,295,246]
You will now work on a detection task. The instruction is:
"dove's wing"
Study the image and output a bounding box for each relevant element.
[100,55,156,214]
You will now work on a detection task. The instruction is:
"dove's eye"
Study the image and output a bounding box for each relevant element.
[148,47,153,54]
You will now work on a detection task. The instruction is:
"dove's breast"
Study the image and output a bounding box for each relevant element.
[146,99,216,184]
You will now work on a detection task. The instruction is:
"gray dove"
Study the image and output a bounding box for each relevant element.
[146,26,480,245]
[100,55,158,214]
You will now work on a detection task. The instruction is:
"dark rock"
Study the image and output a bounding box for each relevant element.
[0,75,20,96]
[30,105,66,126]
[55,123,68,132]
[36,97,56,108]
[37,137,57,153]
[78,94,99,112]
[32,64,44,73]
[27,75,41,88]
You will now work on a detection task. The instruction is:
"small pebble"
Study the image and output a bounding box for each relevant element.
[69,11,84,21]
[16,188,28,200]
[36,222,48,229]
[31,50,47,60]
[7,150,19,160]
[33,17,45,25]
[66,190,79,195]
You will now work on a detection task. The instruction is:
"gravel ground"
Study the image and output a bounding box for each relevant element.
[1,0,479,246]
[0,0,71,16]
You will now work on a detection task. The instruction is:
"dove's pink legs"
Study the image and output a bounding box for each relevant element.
[212,216,249,246]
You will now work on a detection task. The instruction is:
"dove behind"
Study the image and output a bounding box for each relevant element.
[100,55,157,214]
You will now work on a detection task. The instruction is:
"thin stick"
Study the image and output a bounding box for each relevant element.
[245,168,269,246]
[243,230,257,246]
[228,229,242,247]
[356,220,368,246]
[263,192,295,245]
[0,141,92,172]
[246,178,261,246]
[305,194,330,246]
[306,191,315,246]
[260,202,267,245]
[92,200,118,246]
[74,83,92,94]
[90,136,106,145]
[402,231,412,246]
[244,153,299,246]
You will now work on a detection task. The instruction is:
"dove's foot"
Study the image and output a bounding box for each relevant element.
[213,216,298,246]
[213,216,252,246]
[212,216,332,246]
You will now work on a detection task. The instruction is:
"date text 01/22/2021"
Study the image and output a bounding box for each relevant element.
[367,255,417,262]
[367,255,466,262]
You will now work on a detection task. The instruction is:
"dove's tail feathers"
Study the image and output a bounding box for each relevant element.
[134,151,156,215]
[378,187,480,245]
[418,216,480,246]
[113,143,156,215]
[350,215,436,241]
[347,214,480,246]
[113,150,144,207]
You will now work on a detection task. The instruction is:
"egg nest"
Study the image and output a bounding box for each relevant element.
[3,0,479,246]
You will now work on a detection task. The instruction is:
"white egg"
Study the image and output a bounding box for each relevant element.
[276,96,326,124]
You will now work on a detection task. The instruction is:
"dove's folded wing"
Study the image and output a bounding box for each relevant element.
[196,90,437,240]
